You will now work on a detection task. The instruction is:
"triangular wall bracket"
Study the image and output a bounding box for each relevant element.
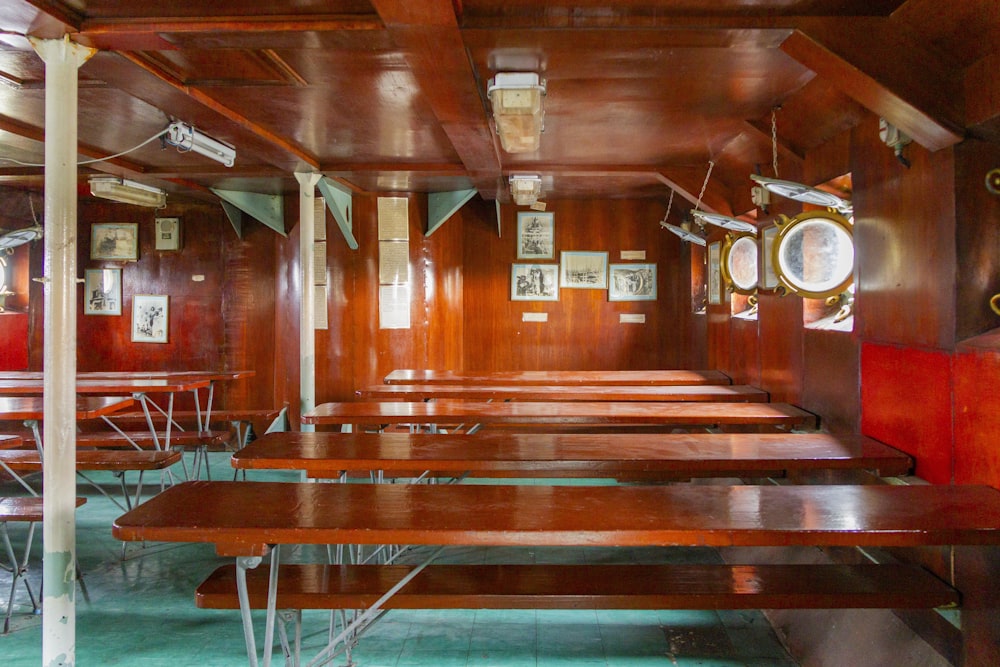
[316,178,357,250]
[495,200,502,238]
[427,189,476,236]
[220,201,244,239]
[211,188,286,237]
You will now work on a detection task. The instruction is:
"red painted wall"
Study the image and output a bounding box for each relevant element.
[0,312,28,370]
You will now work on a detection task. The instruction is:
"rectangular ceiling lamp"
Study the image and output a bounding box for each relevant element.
[89,176,167,208]
[509,174,543,206]
[488,73,545,154]
[165,121,237,167]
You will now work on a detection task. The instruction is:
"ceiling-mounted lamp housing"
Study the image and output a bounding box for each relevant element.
[89,176,167,208]
[690,210,756,233]
[509,174,543,206]
[165,121,237,167]
[749,174,852,215]
[488,73,546,154]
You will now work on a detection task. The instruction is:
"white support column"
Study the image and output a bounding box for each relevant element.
[29,35,95,667]
[295,172,322,432]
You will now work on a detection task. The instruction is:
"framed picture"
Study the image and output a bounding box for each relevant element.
[511,263,559,301]
[560,251,608,289]
[609,263,657,301]
[155,217,182,251]
[760,224,779,290]
[91,223,138,261]
[131,294,168,343]
[707,241,722,305]
[516,211,554,259]
[83,268,122,315]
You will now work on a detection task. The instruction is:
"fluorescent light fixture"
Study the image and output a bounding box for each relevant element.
[165,121,236,167]
[749,174,852,214]
[509,174,543,206]
[660,221,706,246]
[89,176,167,208]
[691,210,756,233]
[488,73,545,154]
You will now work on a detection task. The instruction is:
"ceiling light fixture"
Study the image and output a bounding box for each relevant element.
[89,176,167,208]
[749,174,852,214]
[509,174,543,206]
[690,210,756,233]
[488,73,546,154]
[660,221,706,246]
[164,121,236,167]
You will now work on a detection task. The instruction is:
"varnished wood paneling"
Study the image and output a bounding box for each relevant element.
[802,329,859,433]
[756,292,803,404]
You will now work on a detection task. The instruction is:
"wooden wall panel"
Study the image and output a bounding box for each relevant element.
[728,318,760,386]
[860,342,952,484]
[273,195,301,423]
[852,114,957,350]
[0,313,28,370]
[802,329,859,433]
[954,331,1000,487]
[756,292,803,404]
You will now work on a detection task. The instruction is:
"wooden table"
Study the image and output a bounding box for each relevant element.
[384,369,732,386]
[302,400,817,430]
[112,480,1000,667]
[231,431,913,478]
[359,383,768,402]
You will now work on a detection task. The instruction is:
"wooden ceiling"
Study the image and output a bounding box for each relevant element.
[0,1,995,214]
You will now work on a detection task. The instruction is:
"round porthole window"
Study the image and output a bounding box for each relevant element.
[720,234,758,294]
[772,210,854,299]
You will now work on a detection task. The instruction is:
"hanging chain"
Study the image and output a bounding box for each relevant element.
[771,107,779,179]
[662,188,675,223]
[694,160,715,212]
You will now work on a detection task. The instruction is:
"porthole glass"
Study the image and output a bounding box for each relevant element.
[772,210,854,299]
[720,234,758,294]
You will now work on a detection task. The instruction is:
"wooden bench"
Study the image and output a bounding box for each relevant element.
[0,449,182,509]
[384,369,733,386]
[231,431,913,479]
[196,561,959,612]
[1,496,85,633]
[358,383,769,402]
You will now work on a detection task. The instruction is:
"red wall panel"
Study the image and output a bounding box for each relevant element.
[861,342,953,484]
[954,331,1000,487]
[0,312,28,370]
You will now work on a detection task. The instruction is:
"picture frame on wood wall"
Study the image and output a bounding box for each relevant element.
[608,263,657,301]
[91,223,139,261]
[560,251,608,289]
[131,294,168,343]
[707,241,722,305]
[516,211,554,259]
[511,263,559,301]
[83,268,122,316]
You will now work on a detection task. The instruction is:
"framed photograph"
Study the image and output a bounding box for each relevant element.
[609,263,657,301]
[707,241,722,305]
[155,217,182,251]
[91,223,138,261]
[560,251,608,289]
[760,224,779,290]
[516,212,554,259]
[131,294,168,343]
[83,268,122,315]
[511,263,559,301]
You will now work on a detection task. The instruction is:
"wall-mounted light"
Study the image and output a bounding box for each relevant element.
[89,176,167,208]
[164,121,236,167]
[488,73,546,154]
[691,210,756,233]
[509,174,543,206]
[749,174,852,215]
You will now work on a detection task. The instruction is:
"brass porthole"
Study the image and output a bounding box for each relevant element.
[771,209,854,299]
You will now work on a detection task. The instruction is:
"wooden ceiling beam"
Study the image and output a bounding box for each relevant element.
[654,169,733,217]
[782,18,965,151]
[369,0,501,201]
[81,14,383,36]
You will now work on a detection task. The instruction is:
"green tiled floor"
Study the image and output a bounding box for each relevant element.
[1,456,798,666]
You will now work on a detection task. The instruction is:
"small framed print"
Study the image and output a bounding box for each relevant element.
[511,263,559,301]
[760,224,779,290]
[516,211,554,259]
[609,263,657,301]
[84,268,122,315]
[131,294,168,343]
[155,217,182,251]
[91,223,138,261]
[560,251,608,289]
[707,241,722,305]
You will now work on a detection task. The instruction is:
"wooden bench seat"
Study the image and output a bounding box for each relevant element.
[0,449,181,472]
[96,407,280,428]
[196,562,959,611]
[358,383,769,402]
[231,431,913,479]
[22,430,231,451]
[384,369,733,386]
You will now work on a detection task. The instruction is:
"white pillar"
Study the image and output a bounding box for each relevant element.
[295,172,321,432]
[30,35,95,667]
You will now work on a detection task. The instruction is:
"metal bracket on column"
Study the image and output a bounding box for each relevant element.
[427,189,476,237]
[316,178,357,249]
[211,188,286,237]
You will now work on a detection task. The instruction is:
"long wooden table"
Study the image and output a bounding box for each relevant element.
[302,400,817,430]
[112,480,1000,666]
[359,383,768,402]
[231,431,913,478]
[384,369,732,386]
